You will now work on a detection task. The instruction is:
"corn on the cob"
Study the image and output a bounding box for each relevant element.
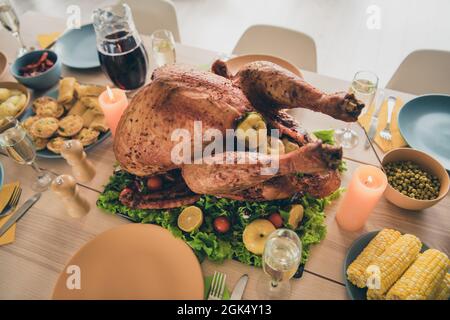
[347,229,401,288]
[434,272,450,300]
[386,249,448,300]
[366,234,422,300]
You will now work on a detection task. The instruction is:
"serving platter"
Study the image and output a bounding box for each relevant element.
[55,24,100,69]
[343,230,429,300]
[398,94,450,171]
[52,224,204,299]
[20,88,110,159]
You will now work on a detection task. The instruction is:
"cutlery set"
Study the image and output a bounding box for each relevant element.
[208,271,248,300]
[365,94,398,148]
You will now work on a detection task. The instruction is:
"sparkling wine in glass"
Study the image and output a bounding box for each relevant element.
[335,71,378,149]
[151,29,176,67]
[258,228,302,299]
[0,117,52,191]
[0,0,27,56]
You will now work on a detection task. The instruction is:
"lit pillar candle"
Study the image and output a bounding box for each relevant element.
[98,87,128,137]
[335,165,387,231]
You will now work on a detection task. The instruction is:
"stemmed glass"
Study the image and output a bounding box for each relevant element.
[258,228,302,299]
[0,0,27,56]
[151,29,176,67]
[0,117,53,191]
[335,71,378,149]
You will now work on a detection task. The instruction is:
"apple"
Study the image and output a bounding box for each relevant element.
[243,219,276,255]
[213,216,230,233]
[268,213,283,228]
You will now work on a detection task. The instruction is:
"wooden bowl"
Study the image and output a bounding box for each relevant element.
[382,148,449,210]
[225,54,303,77]
[0,81,31,120]
[0,51,7,80]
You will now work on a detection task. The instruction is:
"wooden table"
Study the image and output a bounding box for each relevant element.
[0,12,448,300]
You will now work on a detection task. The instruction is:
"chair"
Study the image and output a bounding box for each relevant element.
[233,25,317,72]
[122,0,181,42]
[386,50,450,95]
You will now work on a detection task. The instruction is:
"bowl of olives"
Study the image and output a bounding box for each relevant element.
[382,148,449,210]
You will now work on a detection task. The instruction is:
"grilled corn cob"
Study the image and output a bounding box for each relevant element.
[434,273,450,300]
[386,249,448,300]
[347,229,401,288]
[366,234,422,300]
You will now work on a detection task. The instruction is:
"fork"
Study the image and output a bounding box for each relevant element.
[208,271,227,300]
[379,96,397,141]
[0,186,22,218]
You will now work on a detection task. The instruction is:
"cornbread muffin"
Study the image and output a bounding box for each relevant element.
[76,128,100,146]
[33,137,49,151]
[57,115,83,137]
[34,97,64,118]
[30,117,59,139]
[47,137,67,154]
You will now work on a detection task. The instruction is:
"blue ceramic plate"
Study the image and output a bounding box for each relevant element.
[398,94,450,171]
[344,230,429,300]
[0,160,4,187]
[20,88,111,159]
[55,24,100,69]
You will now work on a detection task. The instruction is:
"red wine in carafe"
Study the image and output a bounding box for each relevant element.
[98,30,148,90]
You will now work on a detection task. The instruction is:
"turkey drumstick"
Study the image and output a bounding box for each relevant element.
[212,60,365,122]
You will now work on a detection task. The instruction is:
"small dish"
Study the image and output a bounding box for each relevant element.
[382,148,450,210]
[225,54,303,77]
[10,50,61,90]
[0,81,31,120]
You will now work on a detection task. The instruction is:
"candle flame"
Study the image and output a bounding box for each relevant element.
[365,175,374,186]
[106,86,114,101]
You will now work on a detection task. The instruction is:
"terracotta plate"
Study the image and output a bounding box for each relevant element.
[225,54,303,77]
[52,224,204,299]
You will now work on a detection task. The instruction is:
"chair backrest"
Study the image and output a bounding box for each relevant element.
[386,50,450,95]
[233,24,317,72]
[122,0,181,42]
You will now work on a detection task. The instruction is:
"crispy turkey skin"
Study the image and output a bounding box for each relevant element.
[114,61,364,209]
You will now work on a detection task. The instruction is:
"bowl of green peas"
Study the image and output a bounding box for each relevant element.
[382,148,449,210]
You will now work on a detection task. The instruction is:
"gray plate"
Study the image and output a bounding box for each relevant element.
[343,230,429,300]
[398,94,450,171]
[55,24,100,69]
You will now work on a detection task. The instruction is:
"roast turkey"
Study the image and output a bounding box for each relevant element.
[114,60,364,209]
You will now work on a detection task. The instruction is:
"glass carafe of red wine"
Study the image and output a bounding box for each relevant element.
[93,3,148,91]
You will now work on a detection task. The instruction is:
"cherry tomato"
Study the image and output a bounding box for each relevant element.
[213,216,230,233]
[146,176,163,190]
[268,213,283,228]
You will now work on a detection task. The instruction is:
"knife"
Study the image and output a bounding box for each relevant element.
[230,274,248,300]
[0,193,41,237]
[364,91,385,149]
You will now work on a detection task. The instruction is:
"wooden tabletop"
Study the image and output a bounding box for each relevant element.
[0,12,448,300]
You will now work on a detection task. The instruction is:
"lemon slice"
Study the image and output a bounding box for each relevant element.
[177,206,203,232]
[288,204,304,229]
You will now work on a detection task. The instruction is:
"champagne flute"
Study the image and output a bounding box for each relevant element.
[151,29,176,67]
[0,0,27,56]
[0,117,53,191]
[335,71,378,149]
[258,228,302,299]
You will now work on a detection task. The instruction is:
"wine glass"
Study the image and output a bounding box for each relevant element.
[258,228,302,299]
[93,3,149,91]
[151,29,176,67]
[335,71,378,149]
[0,117,53,191]
[0,0,27,56]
